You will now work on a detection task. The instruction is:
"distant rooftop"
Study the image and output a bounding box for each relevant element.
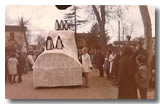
[5,25,27,32]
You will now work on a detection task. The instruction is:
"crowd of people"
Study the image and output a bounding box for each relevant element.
[5,51,35,84]
[79,43,155,99]
[5,42,155,99]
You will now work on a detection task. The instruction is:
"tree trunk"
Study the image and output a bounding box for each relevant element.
[139,6,152,65]
[23,27,29,52]
[92,5,106,50]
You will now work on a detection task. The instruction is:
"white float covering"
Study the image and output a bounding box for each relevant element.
[33,30,83,87]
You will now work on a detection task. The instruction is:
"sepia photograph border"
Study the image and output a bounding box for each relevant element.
[1,0,160,104]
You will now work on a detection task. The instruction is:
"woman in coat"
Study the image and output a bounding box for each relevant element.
[118,46,138,99]
[81,47,92,88]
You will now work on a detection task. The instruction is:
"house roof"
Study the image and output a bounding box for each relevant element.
[5,25,27,32]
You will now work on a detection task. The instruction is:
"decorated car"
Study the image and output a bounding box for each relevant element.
[33,30,83,87]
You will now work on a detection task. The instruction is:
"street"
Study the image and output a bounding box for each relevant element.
[5,69,154,99]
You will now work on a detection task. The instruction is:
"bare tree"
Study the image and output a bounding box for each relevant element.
[92,5,106,49]
[34,35,45,48]
[91,5,128,46]
[139,6,153,65]
[26,30,32,44]
[18,16,31,52]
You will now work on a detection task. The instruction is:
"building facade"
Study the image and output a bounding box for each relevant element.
[5,25,28,54]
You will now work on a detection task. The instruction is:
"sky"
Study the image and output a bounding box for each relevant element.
[5,5,155,44]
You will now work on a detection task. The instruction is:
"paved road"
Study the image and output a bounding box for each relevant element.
[5,69,154,99]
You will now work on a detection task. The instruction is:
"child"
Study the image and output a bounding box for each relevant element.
[135,54,150,99]
[8,54,18,84]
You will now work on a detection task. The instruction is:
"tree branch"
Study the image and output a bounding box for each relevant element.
[100,5,105,24]
[92,5,101,24]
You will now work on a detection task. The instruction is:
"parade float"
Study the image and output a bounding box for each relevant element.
[33,20,83,87]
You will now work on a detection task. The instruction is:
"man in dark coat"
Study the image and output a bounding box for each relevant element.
[136,43,147,63]
[95,50,105,77]
[17,52,25,83]
[130,45,139,73]
[118,46,138,99]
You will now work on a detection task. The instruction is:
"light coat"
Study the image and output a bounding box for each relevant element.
[82,53,92,72]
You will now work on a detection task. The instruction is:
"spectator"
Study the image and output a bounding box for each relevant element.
[17,52,25,83]
[8,53,18,84]
[135,54,151,99]
[89,49,95,66]
[118,46,138,99]
[109,50,116,79]
[111,50,120,84]
[136,43,147,61]
[95,50,105,77]
[26,52,34,71]
[5,54,9,83]
[130,45,139,72]
[103,50,110,79]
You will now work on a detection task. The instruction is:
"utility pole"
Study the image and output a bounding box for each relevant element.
[74,6,78,48]
[74,6,77,36]
[123,26,125,41]
[118,20,121,42]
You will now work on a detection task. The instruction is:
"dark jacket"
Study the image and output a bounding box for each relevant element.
[118,53,137,99]
[104,59,110,70]
[17,54,25,74]
[136,48,147,64]
[135,64,150,89]
[95,52,104,68]
[137,48,147,56]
